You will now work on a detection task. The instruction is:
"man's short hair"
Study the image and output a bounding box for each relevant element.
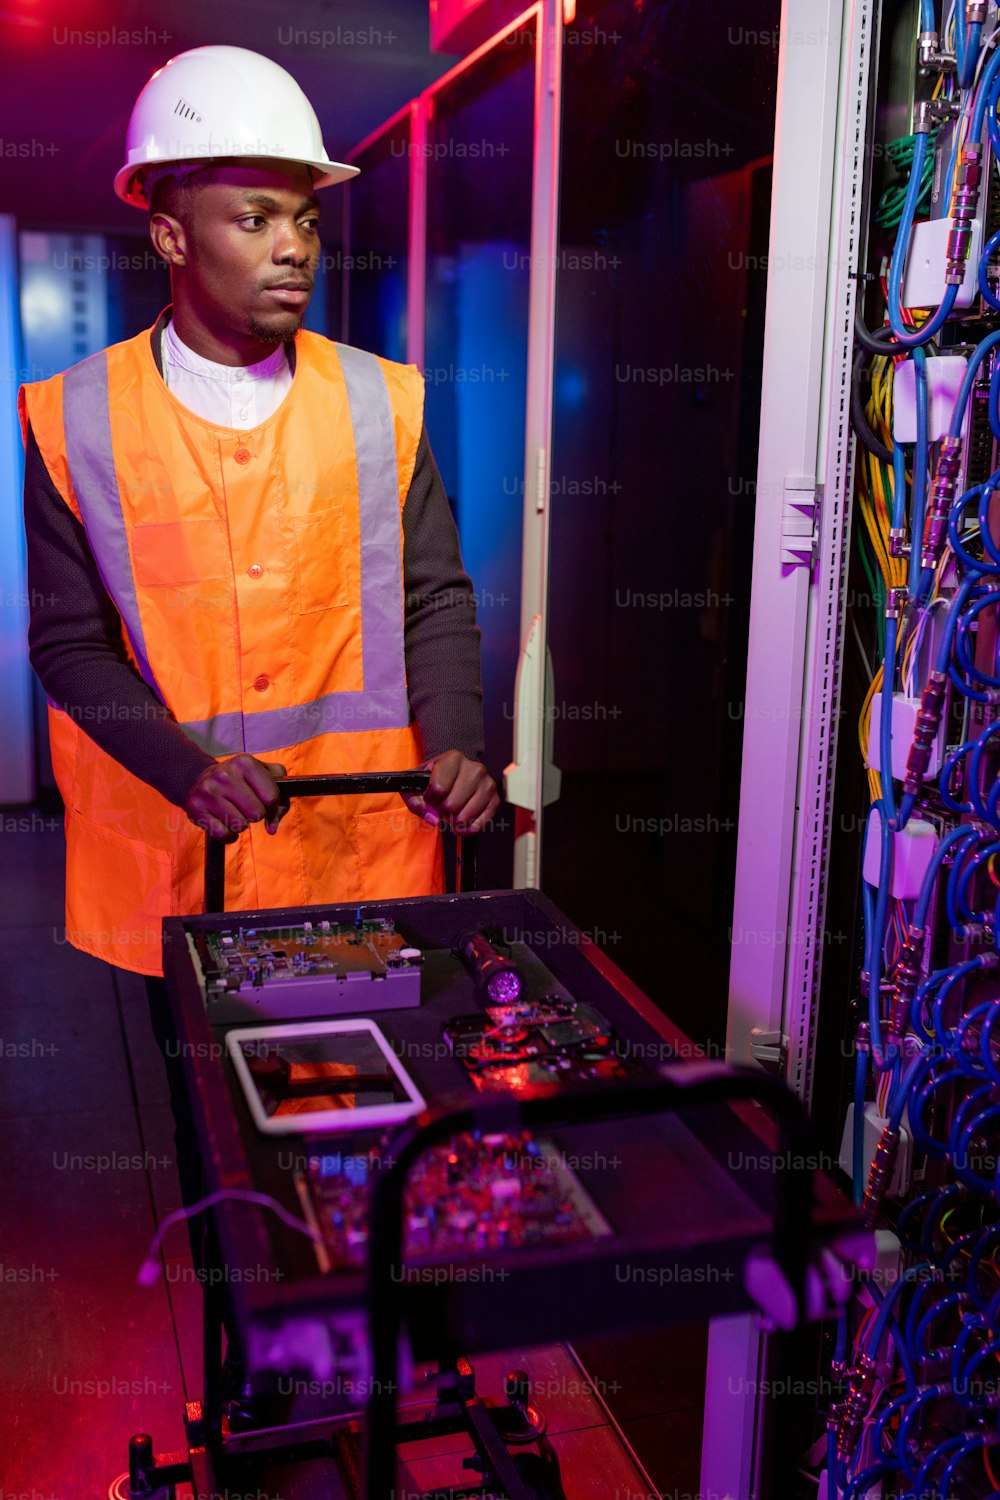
[146,165,210,226]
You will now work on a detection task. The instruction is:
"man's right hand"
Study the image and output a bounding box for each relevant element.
[184,755,288,842]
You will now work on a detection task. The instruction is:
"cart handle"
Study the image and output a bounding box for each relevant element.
[203,770,441,913]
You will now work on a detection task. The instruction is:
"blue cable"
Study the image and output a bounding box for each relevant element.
[866,1273,920,1389]
[967,722,1000,814]
[948,481,990,571]
[922,1431,989,1497]
[959,4,983,89]
[826,1428,841,1499]
[881,614,899,824]
[932,960,992,1049]
[843,1463,897,1500]
[939,1433,993,1497]
[947,480,995,573]
[953,588,1000,688]
[949,842,989,927]
[912,1288,971,1359]
[853,1042,867,1207]
[988,346,1000,444]
[990,76,1000,163]
[952,1308,988,1375]
[951,334,1000,438]
[911,970,948,1042]
[862,877,876,977]
[953,996,996,1076]
[911,960,965,1044]
[872,1387,913,1460]
[888,1049,931,1132]
[894,581,979,830]
[915,824,979,930]
[954,839,1000,926]
[897,1189,943,1250]
[950,1077,996,1152]
[977,477,1000,567]
[950,657,996,704]
[957,0,970,79]
[895,1382,946,1473]
[921,1180,967,1252]
[965,1225,1000,1310]
[978,228,1000,312]
[939,737,977,812]
[866,802,896,1068]
[911,347,930,600]
[955,1098,1000,1194]
[909,1056,960,1156]
[892,440,908,534]
[888,129,960,344]
[980,995,1000,1084]
[953,1325,1000,1406]
[940,1223,990,1274]
[972,41,1000,141]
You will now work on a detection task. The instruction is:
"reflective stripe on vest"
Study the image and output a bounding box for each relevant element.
[63,351,165,701]
[62,341,410,757]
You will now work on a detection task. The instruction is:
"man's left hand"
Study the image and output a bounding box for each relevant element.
[402,749,500,834]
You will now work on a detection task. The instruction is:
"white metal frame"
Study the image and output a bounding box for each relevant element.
[702,0,873,1493]
[506,0,564,887]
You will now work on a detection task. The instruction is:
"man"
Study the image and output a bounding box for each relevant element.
[20,44,498,982]
[19,44,498,1420]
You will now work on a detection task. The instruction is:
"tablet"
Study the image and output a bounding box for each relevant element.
[225,1018,426,1136]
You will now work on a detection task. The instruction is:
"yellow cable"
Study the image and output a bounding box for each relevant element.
[860,663,885,805]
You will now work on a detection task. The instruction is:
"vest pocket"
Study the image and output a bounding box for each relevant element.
[292,505,351,613]
[354,803,445,901]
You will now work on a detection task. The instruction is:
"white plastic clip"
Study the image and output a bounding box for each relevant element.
[780,478,820,567]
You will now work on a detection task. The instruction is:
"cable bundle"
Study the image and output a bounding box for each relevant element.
[828,7,1000,1495]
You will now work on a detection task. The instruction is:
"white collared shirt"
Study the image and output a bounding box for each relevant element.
[160,317,292,429]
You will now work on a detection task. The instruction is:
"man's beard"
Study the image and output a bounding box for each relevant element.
[246,307,304,345]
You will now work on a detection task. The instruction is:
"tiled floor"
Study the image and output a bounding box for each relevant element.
[1,811,705,1499]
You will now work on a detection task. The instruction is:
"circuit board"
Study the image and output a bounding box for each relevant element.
[296,1129,612,1273]
[191,917,422,1023]
[443,996,645,1092]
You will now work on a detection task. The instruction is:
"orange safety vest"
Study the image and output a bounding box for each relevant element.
[18,318,444,977]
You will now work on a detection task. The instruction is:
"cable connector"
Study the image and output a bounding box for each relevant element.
[946,144,983,283]
[889,527,910,558]
[837,1354,877,1462]
[888,926,925,1043]
[904,670,949,796]
[886,586,909,619]
[918,30,940,67]
[862,1125,900,1227]
[968,1,987,23]
[919,33,960,71]
[921,437,963,568]
[914,99,937,134]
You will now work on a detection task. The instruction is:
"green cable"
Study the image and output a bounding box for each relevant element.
[875,129,940,229]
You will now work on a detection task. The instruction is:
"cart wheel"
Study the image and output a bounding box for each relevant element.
[513,1451,566,1500]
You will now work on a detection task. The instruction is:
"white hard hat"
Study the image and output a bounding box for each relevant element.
[114,45,359,209]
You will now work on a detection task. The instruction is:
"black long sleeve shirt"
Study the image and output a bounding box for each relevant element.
[22,322,484,809]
